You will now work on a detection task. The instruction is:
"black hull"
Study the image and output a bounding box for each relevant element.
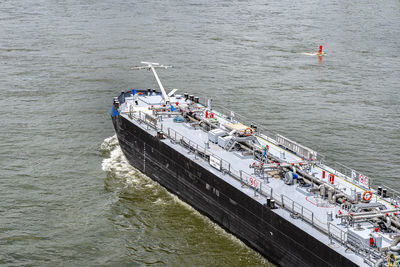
[112,114,357,267]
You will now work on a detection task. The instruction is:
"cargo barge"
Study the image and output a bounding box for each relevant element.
[110,62,400,266]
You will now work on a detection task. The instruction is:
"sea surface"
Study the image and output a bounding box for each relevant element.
[1,0,399,266]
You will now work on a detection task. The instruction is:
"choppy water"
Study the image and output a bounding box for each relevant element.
[1,0,399,265]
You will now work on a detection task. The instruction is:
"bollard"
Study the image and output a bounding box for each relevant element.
[270,200,276,209]
[327,211,333,222]
[267,197,271,207]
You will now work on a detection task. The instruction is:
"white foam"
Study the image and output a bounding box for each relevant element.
[100,134,119,151]
[100,136,267,260]
[101,135,147,187]
[300,52,326,56]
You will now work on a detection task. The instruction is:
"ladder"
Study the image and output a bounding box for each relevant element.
[225,138,237,151]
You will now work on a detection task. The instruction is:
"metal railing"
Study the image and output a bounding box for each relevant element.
[212,105,279,141]
[164,125,348,244]
[124,106,350,244]
[212,103,375,194]
[316,155,373,190]
[379,183,400,205]
[121,91,378,193]
[128,109,159,130]
[280,195,347,244]
[328,222,347,245]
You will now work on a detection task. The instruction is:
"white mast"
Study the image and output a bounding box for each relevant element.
[131,62,172,104]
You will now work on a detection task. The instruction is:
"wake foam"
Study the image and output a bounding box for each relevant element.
[101,135,149,188]
[100,135,267,259]
[300,52,326,56]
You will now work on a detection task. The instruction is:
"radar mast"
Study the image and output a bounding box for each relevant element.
[132,62,172,104]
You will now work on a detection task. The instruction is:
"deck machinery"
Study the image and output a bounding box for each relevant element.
[111,62,400,266]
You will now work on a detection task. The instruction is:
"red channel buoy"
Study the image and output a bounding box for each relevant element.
[317,45,323,55]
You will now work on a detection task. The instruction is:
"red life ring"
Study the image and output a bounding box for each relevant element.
[363,191,372,201]
[244,128,253,136]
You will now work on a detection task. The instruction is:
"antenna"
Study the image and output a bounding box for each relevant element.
[131,62,172,104]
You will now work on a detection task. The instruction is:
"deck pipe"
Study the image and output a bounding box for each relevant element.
[381,237,400,253]
[184,111,358,205]
[352,214,386,220]
[332,193,345,204]
[260,150,356,204]
[347,215,400,231]
[268,141,364,205]
[337,209,400,218]
[370,215,398,230]
[294,168,355,204]
[390,237,400,252]
[385,216,392,229]
[382,237,400,252]
[308,184,326,198]
[389,217,400,229]
[328,189,334,202]
[184,109,217,130]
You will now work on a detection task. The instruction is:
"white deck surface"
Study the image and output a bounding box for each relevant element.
[118,93,397,266]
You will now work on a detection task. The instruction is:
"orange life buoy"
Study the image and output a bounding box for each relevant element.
[363,191,372,201]
[137,92,144,95]
[244,128,253,136]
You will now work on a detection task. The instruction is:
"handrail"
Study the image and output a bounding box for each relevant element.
[163,126,347,244]
[212,102,375,191]
[123,96,376,192]
[212,105,279,139]
[125,105,351,244]
[379,183,400,205]
[317,153,373,190]
[121,90,379,195]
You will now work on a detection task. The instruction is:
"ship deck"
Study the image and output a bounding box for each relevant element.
[116,91,399,266]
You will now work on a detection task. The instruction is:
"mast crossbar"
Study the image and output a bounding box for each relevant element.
[131,62,172,104]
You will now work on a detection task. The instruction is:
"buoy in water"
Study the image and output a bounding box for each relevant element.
[317,45,323,55]
[300,45,325,57]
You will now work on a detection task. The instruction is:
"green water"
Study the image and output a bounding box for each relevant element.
[1,0,399,265]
